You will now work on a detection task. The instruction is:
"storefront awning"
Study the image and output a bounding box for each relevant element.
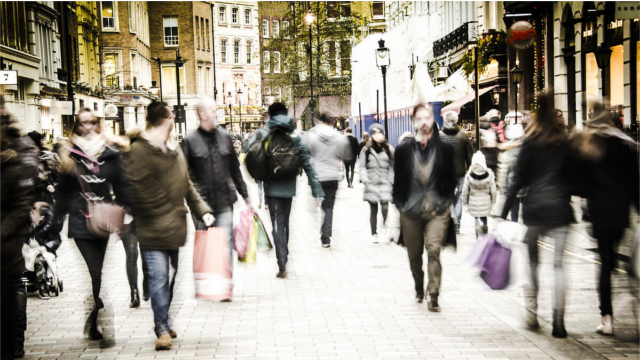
[440,85,497,115]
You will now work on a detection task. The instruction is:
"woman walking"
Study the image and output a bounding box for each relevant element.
[571,101,638,335]
[500,93,574,338]
[52,108,130,343]
[359,124,394,243]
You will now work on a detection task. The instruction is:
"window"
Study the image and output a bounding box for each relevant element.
[198,66,204,95]
[206,67,211,96]
[162,65,186,95]
[372,1,384,17]
[102,1,115,29]
[104,53,118,88]
[0,2,29,53]
[265,87,271,95]
[263,51,270,72]
[273,51,281,73]
[206,19,210,50]
[201,17,206,50]
[196,16,200,48]
[234,40,240,64]
[163,16,178,46]
[128,2,135,32]
[329,42,336,75]
[283,21,289,38]
[219,6,226,23]
[221,40,227,63]
[328,2,338,18]
[340,2,351,17]
[245,9,251,25]
[262,19,269,38]
[131,53,139,88]
[232,8,238,24]
[246,42,252,64]
[340,40,351,75]
[273,20,280,37]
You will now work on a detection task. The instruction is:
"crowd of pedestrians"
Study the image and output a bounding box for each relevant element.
[0,92,638,357]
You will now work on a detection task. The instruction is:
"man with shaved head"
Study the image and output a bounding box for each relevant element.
[181,97,250,296]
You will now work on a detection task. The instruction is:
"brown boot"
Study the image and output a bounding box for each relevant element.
[155,334,172,350]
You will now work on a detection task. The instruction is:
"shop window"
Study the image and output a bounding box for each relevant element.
[372,2,384,18]
[610,45,624,108]
[585,52,599,118]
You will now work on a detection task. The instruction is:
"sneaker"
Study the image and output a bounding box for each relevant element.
[155,334,172,351]
[276,270,287,279]
[371,234,379,243]
[39,283,50,300]
[415,295,424,304]
[428,296,441,312]
[321,235,331,248]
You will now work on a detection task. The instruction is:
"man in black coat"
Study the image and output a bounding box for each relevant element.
[393,104,457,311]
[344,127,359,187]
[182,97,250,256]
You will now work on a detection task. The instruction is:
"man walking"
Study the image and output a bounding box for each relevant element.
[344,127,360,188]
[393,104,457,311]
[182,97,251,261]
[127,101,213,350]
[439,111,473,233]
[307,113,353,247]
[248,103,324,278]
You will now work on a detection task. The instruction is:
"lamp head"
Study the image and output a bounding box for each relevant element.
[376,39,390,68]
[510,65,524,85]
[594,44,612,69]
[305,12,315,25]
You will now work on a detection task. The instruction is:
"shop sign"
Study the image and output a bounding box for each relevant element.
[0,70,18,85]
[50,101,73,115]
[507,21,536,50]
[105,104,118,117]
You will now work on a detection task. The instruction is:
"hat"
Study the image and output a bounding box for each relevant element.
[505,124,524,140]
[368,123,384,135]
[470,151,487,170]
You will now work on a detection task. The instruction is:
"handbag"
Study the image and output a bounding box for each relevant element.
[75,164,126,240]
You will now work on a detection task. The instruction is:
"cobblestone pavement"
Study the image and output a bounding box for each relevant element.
[21,169,639,360]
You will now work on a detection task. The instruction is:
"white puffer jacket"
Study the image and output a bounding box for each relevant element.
[359,143,394,202]
[462,165,497,218]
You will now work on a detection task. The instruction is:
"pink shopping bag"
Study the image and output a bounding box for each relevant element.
[193,227,232,301]
[233,209,254,258]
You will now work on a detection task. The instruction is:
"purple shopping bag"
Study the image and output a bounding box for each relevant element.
[466,233,494,268]
[479,237,512,290]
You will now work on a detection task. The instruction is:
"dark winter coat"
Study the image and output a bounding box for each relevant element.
[571,130,639,230]
[181,127,249,211]
[439,121,473,178]
[31,203,62,254]
[127,134,212,250]
[501,138,575,226]
[1,123,38,277]
[345,133,360,163]
[392,132,457,212]
[53,142,131,240]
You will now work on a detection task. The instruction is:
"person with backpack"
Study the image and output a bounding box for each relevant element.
[439,111,473,233]
[344,127,360,188]
[360,123,394,243]
[306,113,353,248]
[181,97,251,268]
[248,102,324,278]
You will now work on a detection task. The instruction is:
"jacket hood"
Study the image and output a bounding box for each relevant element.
[442,121,459,134]
[467,168,494,188]
[310,124,342,145]
[267,115,294,131]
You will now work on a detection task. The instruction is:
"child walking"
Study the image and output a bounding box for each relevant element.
[462,152,497,237]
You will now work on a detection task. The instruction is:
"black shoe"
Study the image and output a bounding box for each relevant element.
[321,235,331,248]
[428,296,441,312]
[276,271,287,279]
[130,289,140,308]
[39,283,50,300]
[143,288,150,301]
[552,310,567,338]
[14,343,25,358]
[415,295,424,303]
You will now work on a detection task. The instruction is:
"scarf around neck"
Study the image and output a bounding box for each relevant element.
[72,133,106,160]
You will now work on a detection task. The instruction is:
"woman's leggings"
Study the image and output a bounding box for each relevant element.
[369,201,389,235]
[75,238,109,305]
[120,231,139,291]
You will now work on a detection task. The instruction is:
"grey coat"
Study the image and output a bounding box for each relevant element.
[359,143,394,202]
[462,169,497,217]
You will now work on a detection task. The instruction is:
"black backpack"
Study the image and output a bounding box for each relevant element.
[266,128,302,180]
[245,132,269,181]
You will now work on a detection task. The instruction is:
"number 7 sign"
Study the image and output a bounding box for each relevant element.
[0,71,18,85]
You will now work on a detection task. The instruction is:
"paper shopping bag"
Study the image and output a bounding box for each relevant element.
[479,237,512,290]
[233,209,254,258]
[254,215,273,250]
[193,227,232,301]
[239,220,258,264]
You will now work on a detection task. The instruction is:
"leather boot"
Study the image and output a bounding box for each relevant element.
[130,288,140,308]
[86,307,103,340]
[552,309,567,338]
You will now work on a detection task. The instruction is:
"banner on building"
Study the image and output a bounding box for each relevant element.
[50,101,73,116]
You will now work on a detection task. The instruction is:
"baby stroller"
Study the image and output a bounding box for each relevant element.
[22,202,63,299]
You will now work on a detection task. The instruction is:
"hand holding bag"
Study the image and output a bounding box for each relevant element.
[75,164,125,240]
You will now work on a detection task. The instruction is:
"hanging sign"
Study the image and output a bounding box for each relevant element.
[507,21,536,50]
[105,104,118,117]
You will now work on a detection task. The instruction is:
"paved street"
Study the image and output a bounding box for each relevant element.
[21,169,639,360]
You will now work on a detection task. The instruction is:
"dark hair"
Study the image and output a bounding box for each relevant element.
[411,103,433,120]
[146,101,171,129]
[525,92,566,145]
[268,102,288,117]
[72,108,98,135]
[345,127,352,133]
[318,113,333,125]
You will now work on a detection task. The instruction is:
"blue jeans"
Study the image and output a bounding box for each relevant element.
[453,177,465,229]
[140,249,179,337]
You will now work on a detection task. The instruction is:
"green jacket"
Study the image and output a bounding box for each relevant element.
[249,115,324,199]
[127,135,211,250]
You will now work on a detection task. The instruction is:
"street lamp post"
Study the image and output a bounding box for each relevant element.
[305,12,316,127]
[175,49,185,133]
[238,87,243,137]
[151,57,163,101]
[228,101,233,132]
[510,64,524,124]
[376,39,390,137]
